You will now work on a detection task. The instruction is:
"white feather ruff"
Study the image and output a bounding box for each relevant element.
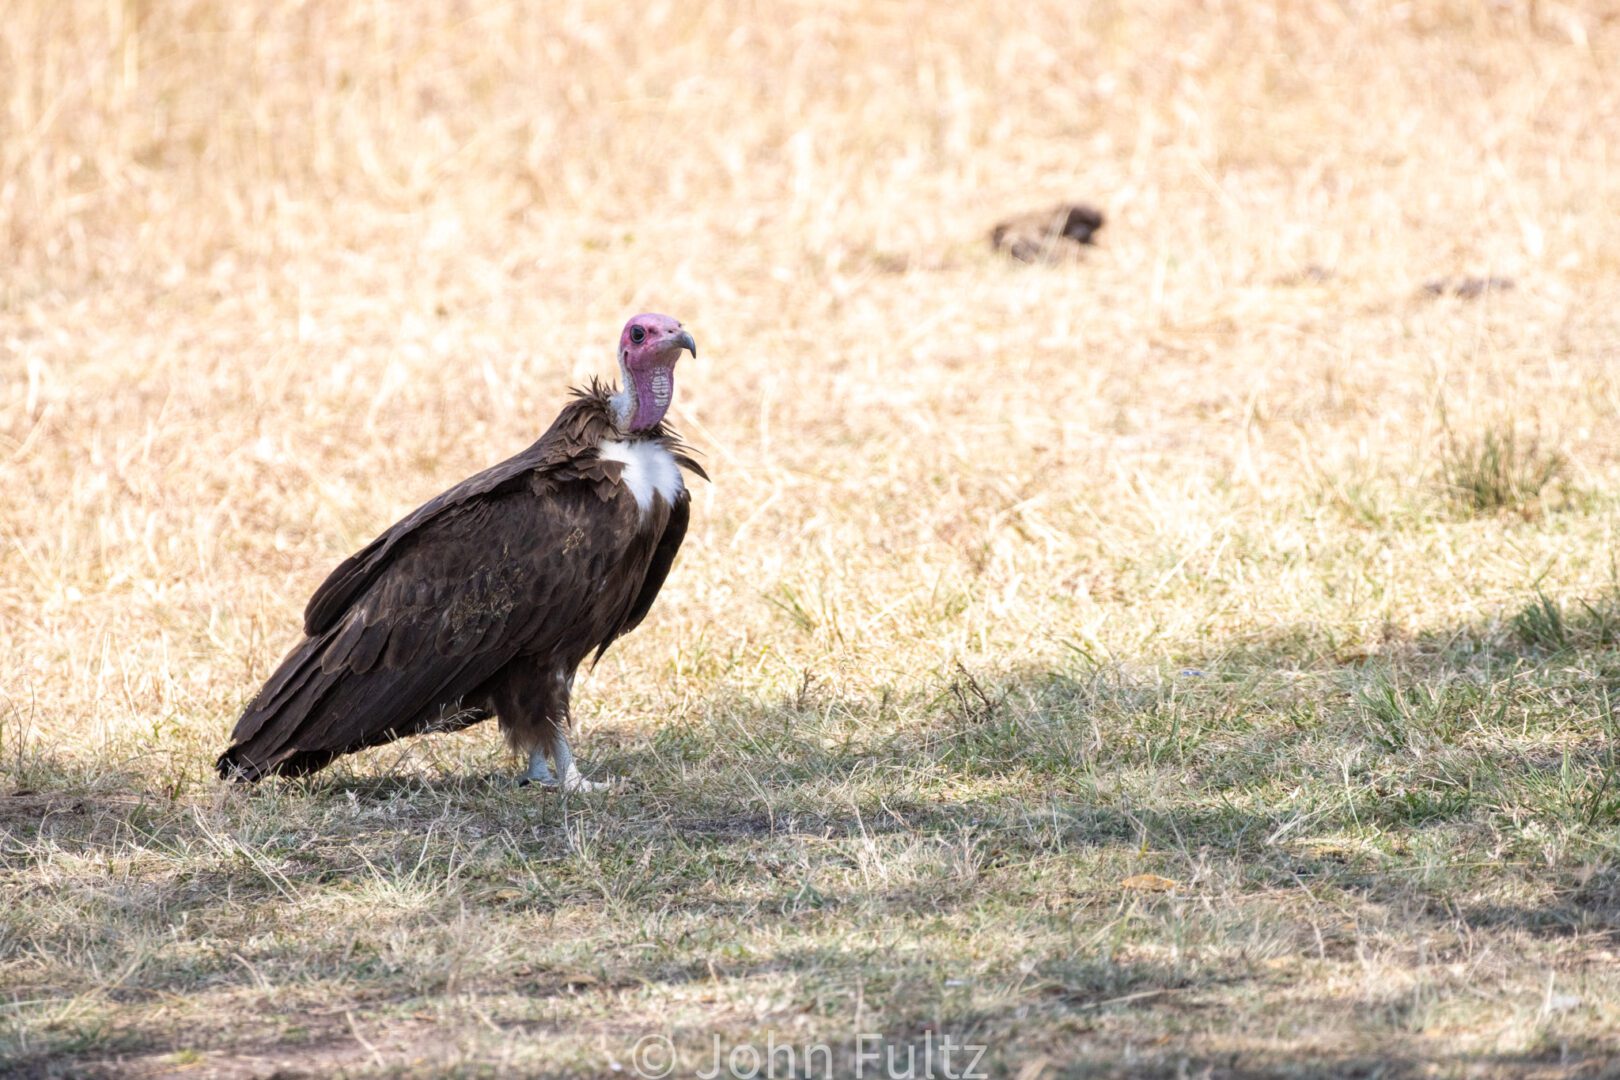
[598,439,684,513]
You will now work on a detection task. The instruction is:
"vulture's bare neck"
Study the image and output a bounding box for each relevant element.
[610,354,673,434]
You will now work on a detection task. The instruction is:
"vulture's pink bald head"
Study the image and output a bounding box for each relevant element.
[616,313,695,432]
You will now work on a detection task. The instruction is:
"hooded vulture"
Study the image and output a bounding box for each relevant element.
[217,314,704,790]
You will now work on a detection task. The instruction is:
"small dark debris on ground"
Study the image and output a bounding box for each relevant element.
[991,203,1105,263]
[1276,264,1335,285]
[1423,276,1515,298]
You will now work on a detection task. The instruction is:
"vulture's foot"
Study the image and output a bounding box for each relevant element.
[514,769,617,793]
[560,771,617,794]
[519,739,618,793]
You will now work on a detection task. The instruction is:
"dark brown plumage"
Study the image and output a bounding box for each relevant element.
[990,203,1105,263]
[218,358,704,785]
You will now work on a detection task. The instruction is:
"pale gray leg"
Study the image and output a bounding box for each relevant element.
[551,731,612,793]
[521,747,558,787]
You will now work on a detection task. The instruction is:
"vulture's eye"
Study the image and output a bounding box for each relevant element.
[630,326,646,344]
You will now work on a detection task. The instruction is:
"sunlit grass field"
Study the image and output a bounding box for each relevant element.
[4,1,1620,1076]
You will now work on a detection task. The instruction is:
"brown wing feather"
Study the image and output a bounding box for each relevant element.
[221,480,656,779]
[303,391,612,635]
[599,491,690,657]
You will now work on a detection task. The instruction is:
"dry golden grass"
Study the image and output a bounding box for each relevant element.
[5,1,1620,1076]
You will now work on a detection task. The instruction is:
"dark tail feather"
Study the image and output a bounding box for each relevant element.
[217,635,346,781]
[217,745,333,782]
[217,634,503,783]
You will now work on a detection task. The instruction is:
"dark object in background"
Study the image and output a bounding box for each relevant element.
[1424,276,1515,299]
[1278,264,1335,285]
[991,203,1105,263]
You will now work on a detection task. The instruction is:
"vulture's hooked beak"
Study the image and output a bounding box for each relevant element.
[673,329,697,359]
